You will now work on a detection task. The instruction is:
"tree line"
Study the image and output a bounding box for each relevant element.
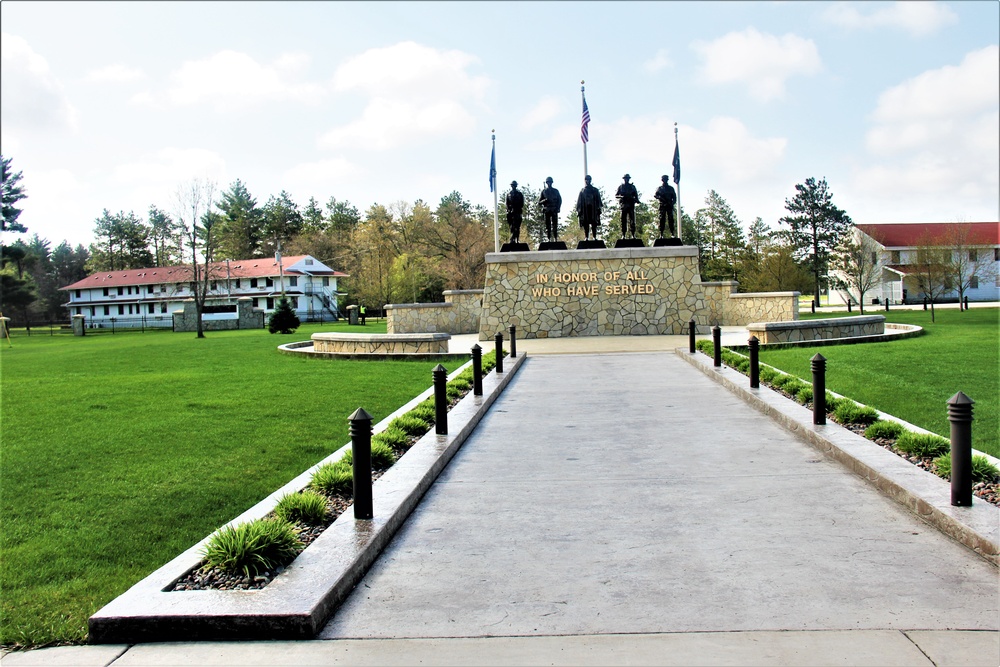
[6,150,988,326]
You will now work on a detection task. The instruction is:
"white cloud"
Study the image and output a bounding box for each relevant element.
[644,49,673,74]
[164,50,326,111]
[0,32,77,132]
[112,148,227,187]
[852,47,999,219]
[283,158,360,193]
[85,64,145,83]
[822,2,958,37]
[519,96,562,130]
[321,41,492,151]
[692,28,821,102]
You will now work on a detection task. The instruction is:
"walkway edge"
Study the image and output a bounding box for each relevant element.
[88,353,527,644]
[675,348,999,566]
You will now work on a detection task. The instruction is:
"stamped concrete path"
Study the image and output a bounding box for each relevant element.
[4,344,998,667]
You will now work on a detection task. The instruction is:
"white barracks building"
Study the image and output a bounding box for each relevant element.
[61,255,347,327]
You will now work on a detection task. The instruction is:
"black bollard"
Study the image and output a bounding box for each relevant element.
[947,392,974,506]
[712,325,722,367]
[689,319,697,353]
[847,301,852,313]
[433,364,448,435]
[885,298,890,312]
[748,336,760,389]
[349,408,373,520]
[509,325,517,359]
[963,296,969,311]
[811,353,826,425]
[494,332,504,374]
[923,298,928,311]
[471,344,483,396]
[811,300,816,314]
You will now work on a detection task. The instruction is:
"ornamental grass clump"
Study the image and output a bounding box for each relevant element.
[896,431,950,458]
[202,518,303,577]
[864,420,906,441]
[408,403,436,425]
[370,438,400,468]
[274,490,329,526]
[390,414,430,437]
[833,400,880,425]
[374,426,409,449]
[758,366,778,383]
[795,386,813,405]
[450,377,472,391]
[446,384,463,400]
[933,453,1000,483]
[310,460,353,496]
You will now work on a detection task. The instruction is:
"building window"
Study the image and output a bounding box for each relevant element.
[266,297,274,310]
[90,307,95,316]
[322,277,330,287]
[75,307,81,315]
[289,276,298,287]
[103,287,109,296]
[290,297,298,308]
[118,286,124,295]
[870,252,877,263]
[235,279,241,288]
[118,305,125,315]
[305,258,313,265]
[250,278,258,288]
[255,298,261,308]
[148,303,155,314]
[994,248,999,261]
[890,250,901,264]
[211,281,217,290]
[265,277,274,287]
[147,285,154,294]
[160,303,167,313]
[104,305,110,316]
[970,277,979,289]
[75,289,81,298]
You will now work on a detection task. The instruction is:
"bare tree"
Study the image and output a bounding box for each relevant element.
[911,232,952,323]
[830,228,886,313]
[945,223,998,310]
[174,179,218,338]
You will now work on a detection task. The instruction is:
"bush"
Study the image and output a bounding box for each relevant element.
[408,403,436,425]
[933,453,1000,483]
[897,431,950,458]
[390,414,430,437]
[758,366,777,383]
[267,298,301,335]
[782,379,808,397]
[832,400,877,425]
[446,384,463,400]
[795,386,813,405]
[274,490,329,526]
[202,518,302,577]
[450,377,472,391]
[310,460,353,496]
[864,420,906,441]
[825,392,841,412]
[373,426,409,451]
[770,374,794,389]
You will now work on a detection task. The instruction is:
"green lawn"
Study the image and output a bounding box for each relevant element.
[757,308,999,457]
[0,322,467,648]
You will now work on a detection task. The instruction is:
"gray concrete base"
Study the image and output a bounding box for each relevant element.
[86,354,526,643]
[676,348,999,565]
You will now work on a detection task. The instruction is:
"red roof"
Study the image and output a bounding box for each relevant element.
[857,222,999,248]
[60,255,347,291]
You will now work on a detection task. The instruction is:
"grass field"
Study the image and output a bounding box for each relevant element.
[757,308,999,457]
[0,321,467,648]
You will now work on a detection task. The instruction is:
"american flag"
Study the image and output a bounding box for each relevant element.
[581,95,590,144]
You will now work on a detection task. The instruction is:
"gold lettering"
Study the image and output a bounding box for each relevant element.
[532,287,544,297]
[536,274,548,284]
[626,271,635,280]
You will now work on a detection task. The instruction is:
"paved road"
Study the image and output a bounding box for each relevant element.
[320,351,998,639]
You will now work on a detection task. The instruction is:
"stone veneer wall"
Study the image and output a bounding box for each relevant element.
[479,247,799,339]
[386,289,483,334]
[747,315,885,344]
[311,332,450,354]
[724,292,800,326]
[172,297,263,332]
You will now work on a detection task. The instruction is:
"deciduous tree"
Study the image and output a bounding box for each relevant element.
[830,228,885,313]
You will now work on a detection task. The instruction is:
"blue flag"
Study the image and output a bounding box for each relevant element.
[672,136,680,185]
[489,144,497,193]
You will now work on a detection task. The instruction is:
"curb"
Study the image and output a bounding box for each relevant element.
[675,348,999,566]
[88,353,527,643]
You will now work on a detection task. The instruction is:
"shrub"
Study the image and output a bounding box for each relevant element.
[770,374,794,389]
[781,379,808,397]
[851,406,880,425]
[833,400,863,424]
[825,392,841,412]
[274,490,329,526]
[735,359,750,373]
[390,414,430,437]
[370,440,397,469]
[795,386,813,405]
[310,461,353,496]
[202,518,302,577]
[408,403,436,425]
[450,377,472,391]
[864,420,906,441]
[373,426,409,451]
[758,366,777,383]
[446,384,463,400]
[267,298,301,335]
[696,340,713,355]
[933,454,1000,483]
[897,432,950,458]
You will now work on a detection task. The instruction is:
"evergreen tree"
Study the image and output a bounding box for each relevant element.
[216,179,264,260]
[778,177,853,303]
[148,205,183,266]
[1,155,28,233]
[261,191,303,256]
[268,297,300,334]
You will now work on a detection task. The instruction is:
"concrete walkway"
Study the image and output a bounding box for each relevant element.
[3,337,998,666]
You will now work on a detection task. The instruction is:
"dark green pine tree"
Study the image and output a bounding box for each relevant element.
[268,297,300,334]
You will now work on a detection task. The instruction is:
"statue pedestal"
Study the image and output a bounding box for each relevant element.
[538,241,568,251]
[500,242,530,253]
[614,238,645,248]
[654,237,683,247]
[577,240,607,250]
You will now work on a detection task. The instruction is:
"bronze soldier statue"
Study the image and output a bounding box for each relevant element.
[505,181,524,244]
[537,177,562,241]
[615,173,639,239]
[654,174,678,238]
[576,175,603,241]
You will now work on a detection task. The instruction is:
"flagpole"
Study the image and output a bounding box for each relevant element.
[674,122,682,240]
[581,81,588,179]
[492,131,499,253]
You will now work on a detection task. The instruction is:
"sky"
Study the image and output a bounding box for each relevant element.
[2,1,998,251]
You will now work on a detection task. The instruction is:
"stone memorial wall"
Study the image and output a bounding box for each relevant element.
[386,289,483,334]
